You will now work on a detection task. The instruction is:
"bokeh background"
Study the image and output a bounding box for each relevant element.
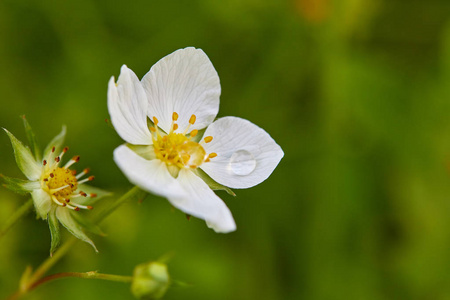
[1,0,450,299]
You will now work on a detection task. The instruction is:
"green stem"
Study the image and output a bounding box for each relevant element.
[30,271,133,290]
[8,271,132,300]
[94,186,145,222]
[9,186,146,300]
[0,199,33,239]
[26,238,77,286]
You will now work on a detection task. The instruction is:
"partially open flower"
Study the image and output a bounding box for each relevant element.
[2,118,110,254]
[108,47,284,233]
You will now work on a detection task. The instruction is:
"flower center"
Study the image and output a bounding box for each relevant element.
[150,113,217,169]
[40,147,96,211]
[46,167,78,199]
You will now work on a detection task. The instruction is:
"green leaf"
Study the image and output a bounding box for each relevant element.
[48,207,60,256]
[0,174,39,194]
[3,128,41,180]
[22,115,41,161]
[193,168,236,196]
[43,125,66,161]
[56,207,98,252]
[74,184,112,205]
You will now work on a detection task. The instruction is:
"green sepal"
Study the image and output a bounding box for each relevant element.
[56,207,98,252]
[0,174,39,194]
[126,144,156,160]
[70,211,106,236]
[22,115,41,161]
[74,184,112,205]
[43,125,66,161]
[193,168,235,196]
[3,128,41,181]
[48,207,60,256]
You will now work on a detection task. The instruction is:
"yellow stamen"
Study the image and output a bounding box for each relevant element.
[204,136,213,143]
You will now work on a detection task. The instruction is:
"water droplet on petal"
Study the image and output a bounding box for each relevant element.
[229,150,256,176]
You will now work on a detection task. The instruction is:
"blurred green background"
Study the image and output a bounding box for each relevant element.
[1,0,450,299]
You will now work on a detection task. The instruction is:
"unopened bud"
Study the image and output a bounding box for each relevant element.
[131,261,170,299]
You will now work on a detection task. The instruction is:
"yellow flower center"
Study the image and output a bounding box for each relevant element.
[153,133,206,168]
[40,147,95,211]
[46,167,78,200]
[150,113,217,169]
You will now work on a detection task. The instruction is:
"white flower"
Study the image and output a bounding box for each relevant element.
[2,119,110,254]
[108,47,284,233]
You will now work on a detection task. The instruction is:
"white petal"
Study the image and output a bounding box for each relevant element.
[168,169,236,233]
[200,117,284,189]
[142,47,220,133]
[108,65,152,145]
[31,189,52,220]
[113,145,185,198]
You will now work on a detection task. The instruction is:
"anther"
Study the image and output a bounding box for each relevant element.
[90,193,97,198]
[75,177,91,185]
[173,124,179,131]
[172,112,179,121]
[79,191,87,197]
[51,146,56,153]
[189,114,196,125]
[87,206,93,210]
[43,160,47,166]
[152,116,159,125]
[204,136,213,143]
[50,173,54,178]
[43,178,48,182]
[208,153,217,159]
[71,202,93,210]
[56,147,68,161]
[74,207,80,211]
[64,156,80,168]
[150,127,156,132]
[65,199,70,203]
[190,130,198,137]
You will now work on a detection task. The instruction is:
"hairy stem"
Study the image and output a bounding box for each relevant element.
[0,199,33,240]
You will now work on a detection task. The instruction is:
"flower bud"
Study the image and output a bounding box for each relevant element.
[131,261,170,299]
